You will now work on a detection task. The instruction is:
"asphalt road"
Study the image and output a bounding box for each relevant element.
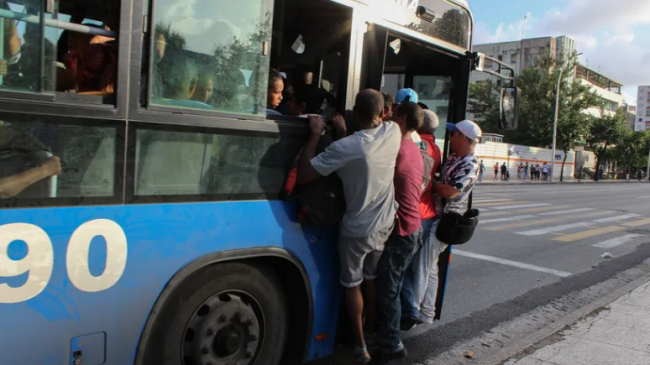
[309,182,650,365]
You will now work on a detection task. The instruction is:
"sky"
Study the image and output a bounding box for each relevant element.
[469,0,650,106]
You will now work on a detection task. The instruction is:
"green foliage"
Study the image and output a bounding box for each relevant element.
[585,109,629,180]
[468,53,600,149]
[613,130,650,170]
[154,23,187,51]
[467,80,500,134]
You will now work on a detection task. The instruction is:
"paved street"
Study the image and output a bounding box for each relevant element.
[310,183,650,365]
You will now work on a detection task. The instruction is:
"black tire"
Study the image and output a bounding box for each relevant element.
[141,262,288,365]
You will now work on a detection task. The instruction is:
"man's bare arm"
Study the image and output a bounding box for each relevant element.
[434,182,460,199]
[297,116,326,184]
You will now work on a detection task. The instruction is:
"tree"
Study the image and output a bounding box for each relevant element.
[467,80,501,134]
[585,109,628,181]
[468,54,599,152]
[555,63,600,181]
[556,114,590,181]
[613,130,650,176]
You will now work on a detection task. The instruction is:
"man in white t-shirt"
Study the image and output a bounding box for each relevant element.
[298,89,401,363]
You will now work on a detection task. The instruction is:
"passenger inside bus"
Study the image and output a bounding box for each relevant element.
[0,126,62,199]
[0,155,60,199]
[0,0,119,98]
[267,69,284,115]
[191,74,214,104]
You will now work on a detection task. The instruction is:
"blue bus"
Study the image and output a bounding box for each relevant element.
[0,0,517,364]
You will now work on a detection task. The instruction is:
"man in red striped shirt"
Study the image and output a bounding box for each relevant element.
[399,109,443,329]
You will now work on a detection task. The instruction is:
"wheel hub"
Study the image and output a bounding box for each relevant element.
[183,293,261,365]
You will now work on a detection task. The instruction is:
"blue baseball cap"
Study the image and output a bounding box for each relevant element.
[395,88,419,104]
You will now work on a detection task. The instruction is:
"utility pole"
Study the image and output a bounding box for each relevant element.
[550,69,562,183]
[550,52,582,183]
[647,147,650,181]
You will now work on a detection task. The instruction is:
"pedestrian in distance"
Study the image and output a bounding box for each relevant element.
[297,89,401,364]
[500,162,507,181]
[524,162,529,181]
[494,162,499,181]
[478,160,485,182]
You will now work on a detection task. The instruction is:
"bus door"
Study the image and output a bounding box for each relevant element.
[361,24,469,320]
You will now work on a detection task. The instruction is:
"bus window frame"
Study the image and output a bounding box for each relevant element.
[131,0,362,130]
[132,0,279,126]
[124,120,309,204]
[0,0,132,120]
[0,111,126,208]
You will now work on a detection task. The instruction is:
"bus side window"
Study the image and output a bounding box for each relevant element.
[0,118,118,204]
[0,0,119,102]
[133,127,303,200]
[269,0,353,120]
[147,0,274,116]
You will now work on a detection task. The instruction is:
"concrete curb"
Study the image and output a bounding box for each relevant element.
[478,180,650,186]
[424,257,650,365]
[488,268,650,365]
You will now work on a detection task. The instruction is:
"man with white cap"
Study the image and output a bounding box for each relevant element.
[419,120,482,324]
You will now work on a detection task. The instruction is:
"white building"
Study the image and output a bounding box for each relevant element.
[471,36,575,80]
[574,64,624,117]
[637,86,650,131]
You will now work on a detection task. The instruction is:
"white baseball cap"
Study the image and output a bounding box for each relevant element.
[446,120,482,141]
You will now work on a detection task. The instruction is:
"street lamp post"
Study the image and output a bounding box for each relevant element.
[550,69,562,183]
[647,147,650,181]
[550,53,582,183]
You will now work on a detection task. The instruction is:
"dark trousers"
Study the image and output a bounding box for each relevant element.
[376,228,423,354]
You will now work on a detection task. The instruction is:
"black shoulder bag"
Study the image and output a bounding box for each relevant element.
[435,192,480,245]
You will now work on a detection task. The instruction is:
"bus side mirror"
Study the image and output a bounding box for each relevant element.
[500,87,520,130]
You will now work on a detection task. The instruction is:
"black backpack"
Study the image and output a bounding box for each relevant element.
[282,134,346,227]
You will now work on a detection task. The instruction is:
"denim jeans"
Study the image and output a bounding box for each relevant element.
[418,221,448,323]
[400,219,437,319]
[376,228,422,354]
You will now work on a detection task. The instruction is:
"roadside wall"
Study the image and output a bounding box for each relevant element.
[576,150,597,170]
[475,142,576,179]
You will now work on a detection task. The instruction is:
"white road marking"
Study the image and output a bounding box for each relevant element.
[491,203,552,210]
[453,250,572,277]
[592,214,640,223]
[473,199,513,203]
[517,222,594,236]
[538,208,595,216]
[638,196,650,199]
[481,215,537,224]
[593,234,646,249]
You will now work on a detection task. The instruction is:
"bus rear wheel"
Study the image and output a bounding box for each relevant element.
[142,262,288,365]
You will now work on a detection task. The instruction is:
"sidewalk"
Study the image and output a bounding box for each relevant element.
[504,279,650,365]
[479,178,650,186]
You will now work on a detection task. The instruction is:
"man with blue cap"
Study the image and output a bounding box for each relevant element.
[395,88,419,105]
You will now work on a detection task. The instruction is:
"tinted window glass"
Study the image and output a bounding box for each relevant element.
[0,117,118,204]
[0,1,119,99]
[0,1,57,94]
[371,0,471,49]
[150,0,273,115]
[134,128,303,199]
[413,75,451,140]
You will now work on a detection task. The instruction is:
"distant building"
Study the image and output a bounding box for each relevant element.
[573,63,623,117]
[625,104,637,131]
[637,86,650,131]
[480,133,504,144]
[472,36,575,78]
